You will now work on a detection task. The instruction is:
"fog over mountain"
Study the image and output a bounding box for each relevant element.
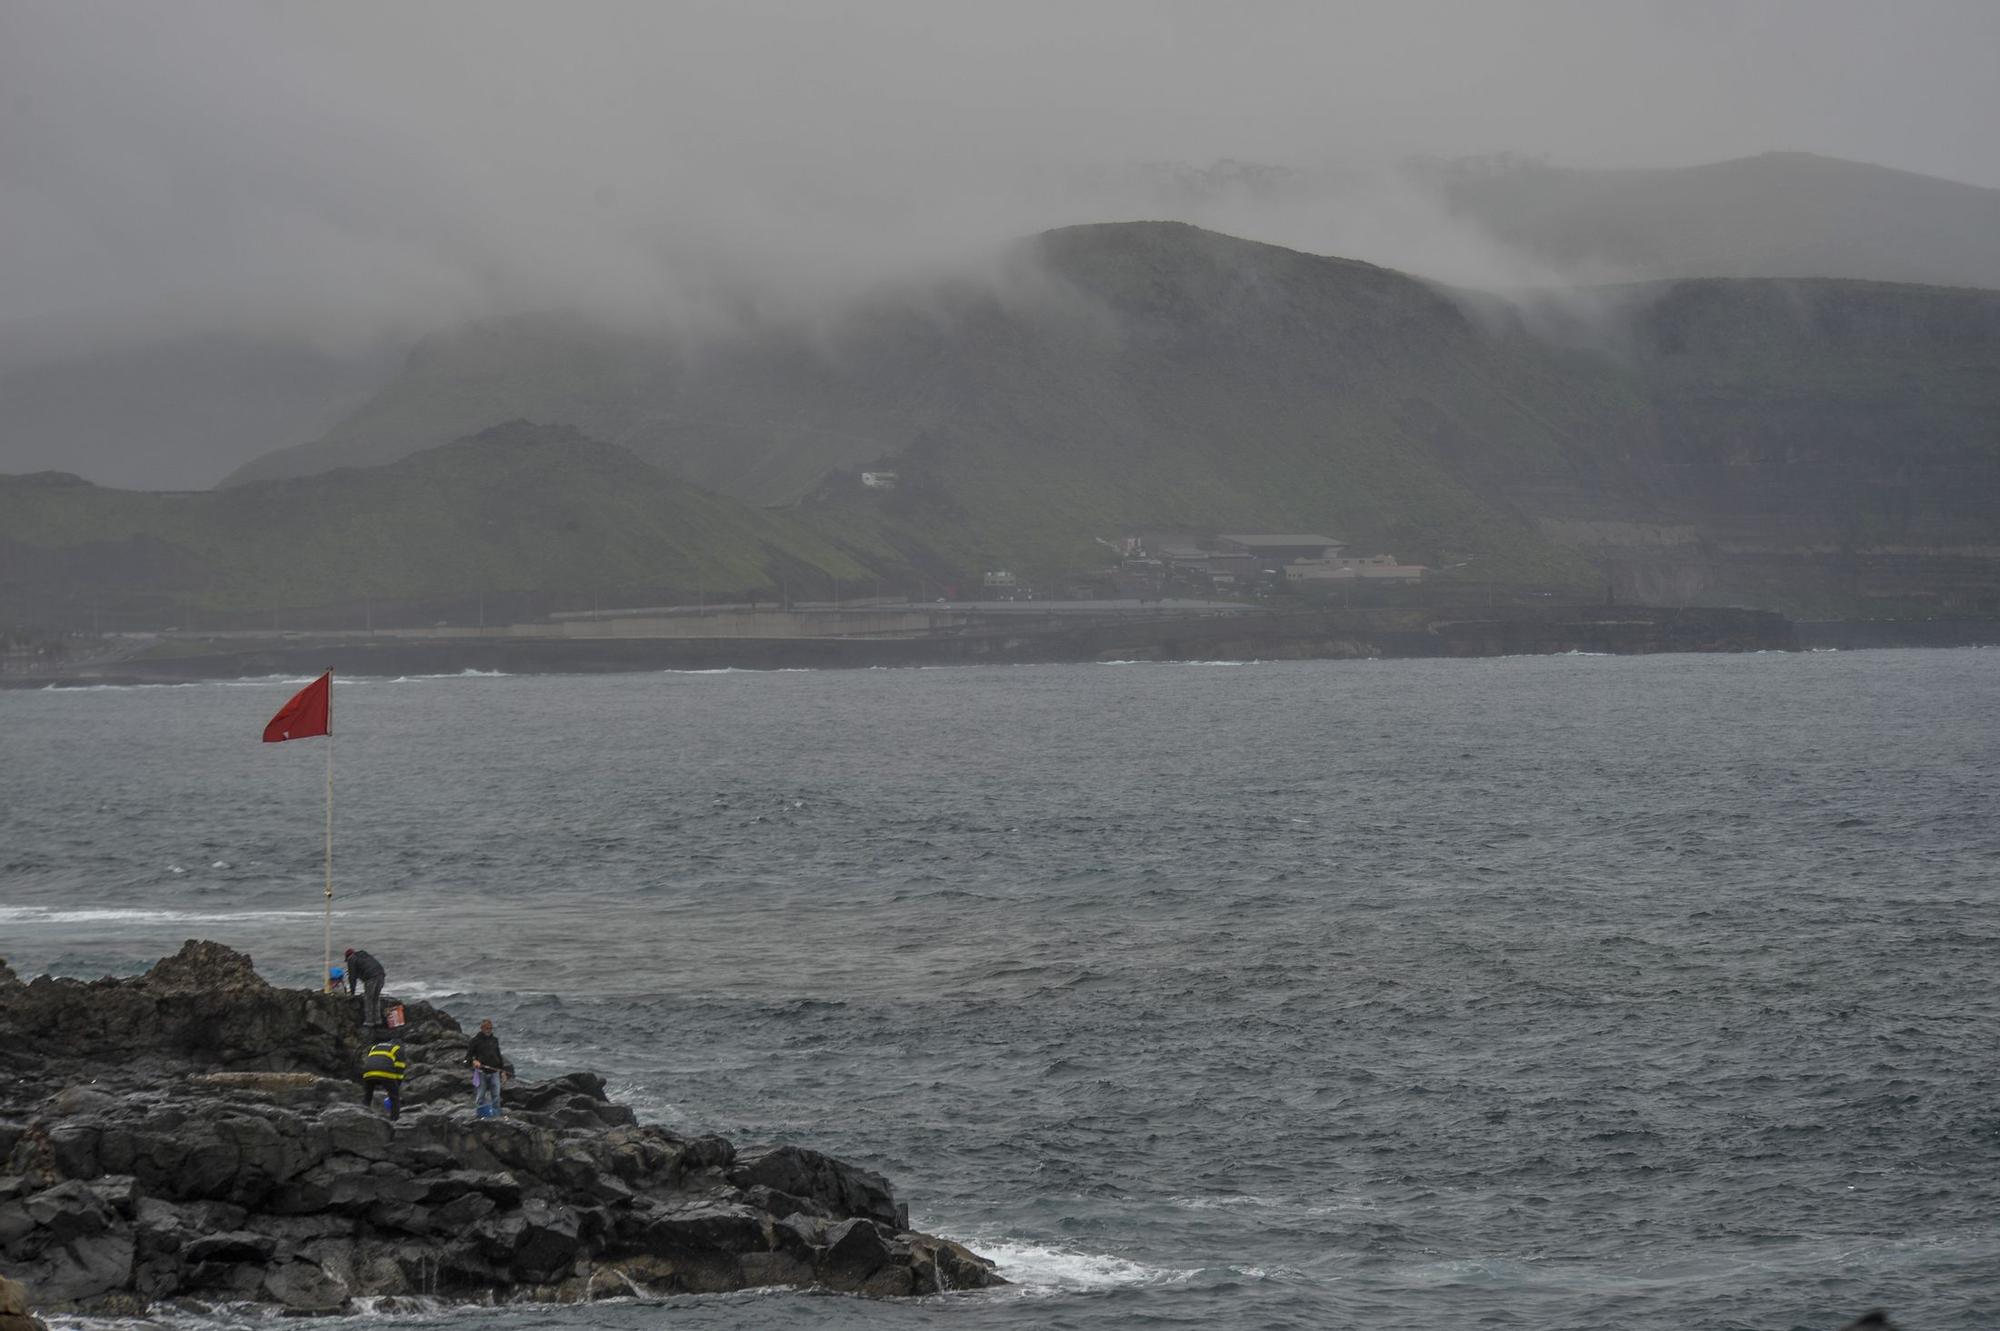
[4,0,2000,487]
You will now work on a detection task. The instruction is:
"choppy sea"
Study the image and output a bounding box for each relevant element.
[3,650,1998,1331]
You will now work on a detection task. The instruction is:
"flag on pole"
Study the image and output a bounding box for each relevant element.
[263,672,332,742]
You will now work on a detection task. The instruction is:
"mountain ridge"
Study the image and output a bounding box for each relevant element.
[0,421,905,626]
[11,221,2000,622]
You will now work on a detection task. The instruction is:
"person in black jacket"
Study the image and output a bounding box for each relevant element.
[466,1018,515,1118]
[361,1037,406,1120]
[343,947,386,1027]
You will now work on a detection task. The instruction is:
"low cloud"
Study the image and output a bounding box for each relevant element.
[4,0,1998,357]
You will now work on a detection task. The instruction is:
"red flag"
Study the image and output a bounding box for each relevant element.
[263,672,331,743]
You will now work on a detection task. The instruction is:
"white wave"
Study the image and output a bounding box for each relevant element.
[38,675,323,692]
[0,906,331,925]
[1170,1193,1372,1218]
[654,667,816,675]
[1091,658,1262,667]
[382,669,512,682]
[1170,1193,1285,1210]
[967,1237,1197,1291]
[383,980,477,1001]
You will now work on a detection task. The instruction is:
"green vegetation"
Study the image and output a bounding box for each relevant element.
[0,423,896,624]
[13,222,2000,623]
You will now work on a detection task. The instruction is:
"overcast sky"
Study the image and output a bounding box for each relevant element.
[5,0,2000,352]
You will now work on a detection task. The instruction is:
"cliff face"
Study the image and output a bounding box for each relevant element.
[1539,278,2000,616]
[0,943,998,1314]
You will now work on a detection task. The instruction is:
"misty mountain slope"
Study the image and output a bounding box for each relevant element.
[226,223,1666,579]
[0,332,401,490]
[1435,152,2000,290]
[805,222,1656,578]
[1518,273,2000,610]
[221,317,663,490]
[0,421,895,622]
[209,222,2000,612]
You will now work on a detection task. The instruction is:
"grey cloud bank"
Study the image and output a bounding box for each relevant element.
[4,0,2000,486]
[8,0,2000,340]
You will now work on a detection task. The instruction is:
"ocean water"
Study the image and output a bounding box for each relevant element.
[3,650,1997,1331]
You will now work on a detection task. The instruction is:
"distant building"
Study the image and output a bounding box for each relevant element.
[1109,530,1415,597]
[1285,554,1425,582]
[861,471,899,490]
[1215,534,1345,562]
[982,570,1033,600]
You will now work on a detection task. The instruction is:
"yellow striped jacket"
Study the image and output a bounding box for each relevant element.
[362,1042,407,1081]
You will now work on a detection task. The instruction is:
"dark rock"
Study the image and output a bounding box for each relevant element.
[737,1247,815,1289]
[0,943,1002,1311]
[638,1201,771,1260]
[430,1190,497,1230]
[10,1228,134,1304]
[729,1144,902,1227]
[0,1199,35,1249]
[739,1183,819,1218]
[84,1175,138,1215]
[144,940,266,993]
[44,1087,117,1118]
[819,1215,894,1285]
[310,1106,396,1161]
[515,1071,610,1110]
[183,1259,264,1297]
[25,1180,114,1243]
[261,1258,348,1313]
[508,1199,583,1283]
[366,1199,434,1234]
[180,1229,277,1264]
[910,1232,1001,1292]
[680,1134,737,1172]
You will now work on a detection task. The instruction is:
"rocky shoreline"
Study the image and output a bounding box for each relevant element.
[0,943,1001,1314]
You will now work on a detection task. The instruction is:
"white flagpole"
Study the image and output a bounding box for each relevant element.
[323,671,334,992]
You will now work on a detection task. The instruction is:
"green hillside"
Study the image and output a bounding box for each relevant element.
[0,422,901,626]
[142,223,2000,616]
[226,225,1653,584]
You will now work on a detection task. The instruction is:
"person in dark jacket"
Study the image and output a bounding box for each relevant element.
[466,1018,515,1118]
[344,948,386,1027]
[361,1037,407,1120]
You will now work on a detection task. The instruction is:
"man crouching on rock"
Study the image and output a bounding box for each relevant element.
[344,946,387,1027]
[362,1034,407,1120]
[466,1018,515,1119]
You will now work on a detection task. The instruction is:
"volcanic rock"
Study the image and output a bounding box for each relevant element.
[0,941,1001,1312]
